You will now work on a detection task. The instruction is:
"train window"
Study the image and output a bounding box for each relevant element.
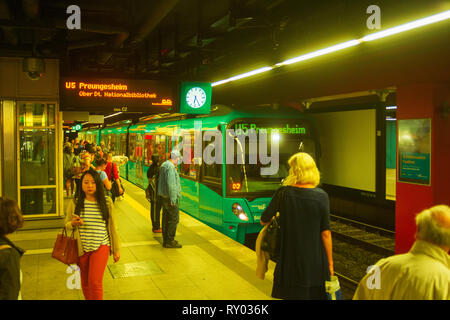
[156,135,166,162]
[110,134,117,155]
[129,133,136,162]
[168,136,172,161]
[204,162,222,180]
[120,133,127,156]
[144,134,154,166]
[227,120,315,194]
[202,132,222,181]
[180,134,198,179]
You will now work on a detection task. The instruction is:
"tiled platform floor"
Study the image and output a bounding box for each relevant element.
[9,180,275,300]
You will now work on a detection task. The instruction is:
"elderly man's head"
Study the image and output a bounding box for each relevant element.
[170,149,181,165]
[415,205,450,250]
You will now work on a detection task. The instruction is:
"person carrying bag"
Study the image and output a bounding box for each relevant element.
[105,152,124,203]
[63,168,120,300]
[109,162,124,199]
[260,152,333,300]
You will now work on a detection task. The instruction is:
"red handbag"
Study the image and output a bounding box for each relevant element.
[52,228,78,265]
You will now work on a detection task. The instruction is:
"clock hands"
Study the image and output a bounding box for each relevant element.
[193,96,200,108]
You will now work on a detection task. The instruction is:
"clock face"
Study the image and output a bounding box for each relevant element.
[186,87,207,109]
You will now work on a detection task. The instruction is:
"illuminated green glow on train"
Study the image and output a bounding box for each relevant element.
[79,105,320,245]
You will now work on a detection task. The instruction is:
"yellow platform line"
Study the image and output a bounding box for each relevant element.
[122,194,151,222]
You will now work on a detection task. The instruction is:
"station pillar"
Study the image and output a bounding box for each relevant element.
[395,83,450,254]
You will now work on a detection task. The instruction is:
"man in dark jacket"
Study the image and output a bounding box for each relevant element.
[147,155,162,233]
[0,197,25,300]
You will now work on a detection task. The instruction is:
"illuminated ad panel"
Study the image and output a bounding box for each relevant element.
[60,77,176,112]
[179,82,212,115]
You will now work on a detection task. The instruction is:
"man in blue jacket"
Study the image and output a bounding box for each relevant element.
[158,149,182,248]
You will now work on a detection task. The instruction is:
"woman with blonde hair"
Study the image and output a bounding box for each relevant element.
[261,152,333,299]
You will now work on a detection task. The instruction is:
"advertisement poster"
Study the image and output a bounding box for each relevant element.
[397,119,431,185]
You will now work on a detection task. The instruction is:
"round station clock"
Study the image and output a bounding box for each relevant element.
[186,87,207,109]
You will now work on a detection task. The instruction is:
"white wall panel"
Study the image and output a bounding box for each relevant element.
[311,109,376,192]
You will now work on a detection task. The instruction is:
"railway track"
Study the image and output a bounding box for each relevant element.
[330,214,395,257]
[246,214,395,299]
[330,215,396,298]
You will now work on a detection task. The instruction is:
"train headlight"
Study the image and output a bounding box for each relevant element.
[232,203,249,221]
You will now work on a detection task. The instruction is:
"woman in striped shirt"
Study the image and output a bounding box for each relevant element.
[65,168,120,300]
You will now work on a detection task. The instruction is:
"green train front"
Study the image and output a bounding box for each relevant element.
[119,107,320,245]
[211,117,319,245]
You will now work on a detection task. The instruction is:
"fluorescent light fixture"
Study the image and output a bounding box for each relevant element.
[276,39,361,67]
[104,112,123,119]
[386,106,397,110]
[361,10,450,42]
[211,10,450,87]
[386,117,397,121]
[211,66,272,87]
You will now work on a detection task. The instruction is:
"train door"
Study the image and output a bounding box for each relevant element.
[178,130,200,219]
[136,133,144,184]
[128,132,137,184]
[198,129,224,227]
[119,132,127,178]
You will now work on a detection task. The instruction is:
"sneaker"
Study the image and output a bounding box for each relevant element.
[152,228,162,233]
[163,240,182,248]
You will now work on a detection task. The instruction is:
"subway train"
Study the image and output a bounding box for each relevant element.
[78,105,321,245]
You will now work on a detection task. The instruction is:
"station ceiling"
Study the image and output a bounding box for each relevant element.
[1,0,449,125]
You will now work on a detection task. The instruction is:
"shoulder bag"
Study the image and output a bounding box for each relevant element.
[52,228,78,265]
[261,187,286,262]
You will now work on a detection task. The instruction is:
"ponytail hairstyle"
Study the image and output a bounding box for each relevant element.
[74,168,110,224]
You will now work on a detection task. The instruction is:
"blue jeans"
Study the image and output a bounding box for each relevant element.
[160,197,179,244]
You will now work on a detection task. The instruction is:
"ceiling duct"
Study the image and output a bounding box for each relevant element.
[97,0,180,65]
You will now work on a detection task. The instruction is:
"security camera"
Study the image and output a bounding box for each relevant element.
[23,57,46,80]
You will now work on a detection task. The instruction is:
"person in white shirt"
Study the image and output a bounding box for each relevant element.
[353,204,450,300]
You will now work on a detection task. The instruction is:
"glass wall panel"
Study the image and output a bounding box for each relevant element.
[19,128,56,186]
[18,101,58,216]
[18,103,56,127]
[20,187,56,215]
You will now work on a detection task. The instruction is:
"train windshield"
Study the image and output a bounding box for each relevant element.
[227,120,317,195]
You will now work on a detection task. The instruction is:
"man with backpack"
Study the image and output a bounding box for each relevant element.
[147,155,162,233]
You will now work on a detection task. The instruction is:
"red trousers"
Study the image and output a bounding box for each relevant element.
[78,245,110,300]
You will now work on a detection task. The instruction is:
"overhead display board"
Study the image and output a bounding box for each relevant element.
[179,82,212,114]
[60,77,176,112]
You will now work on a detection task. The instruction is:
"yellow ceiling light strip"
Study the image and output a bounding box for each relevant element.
[275,39,361,67]
[361,10,450,42]
[211,10,450,87]
[211,66,273,87]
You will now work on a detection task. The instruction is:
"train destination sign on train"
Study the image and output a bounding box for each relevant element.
[60,77,176,112]
[234,123,307,135]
